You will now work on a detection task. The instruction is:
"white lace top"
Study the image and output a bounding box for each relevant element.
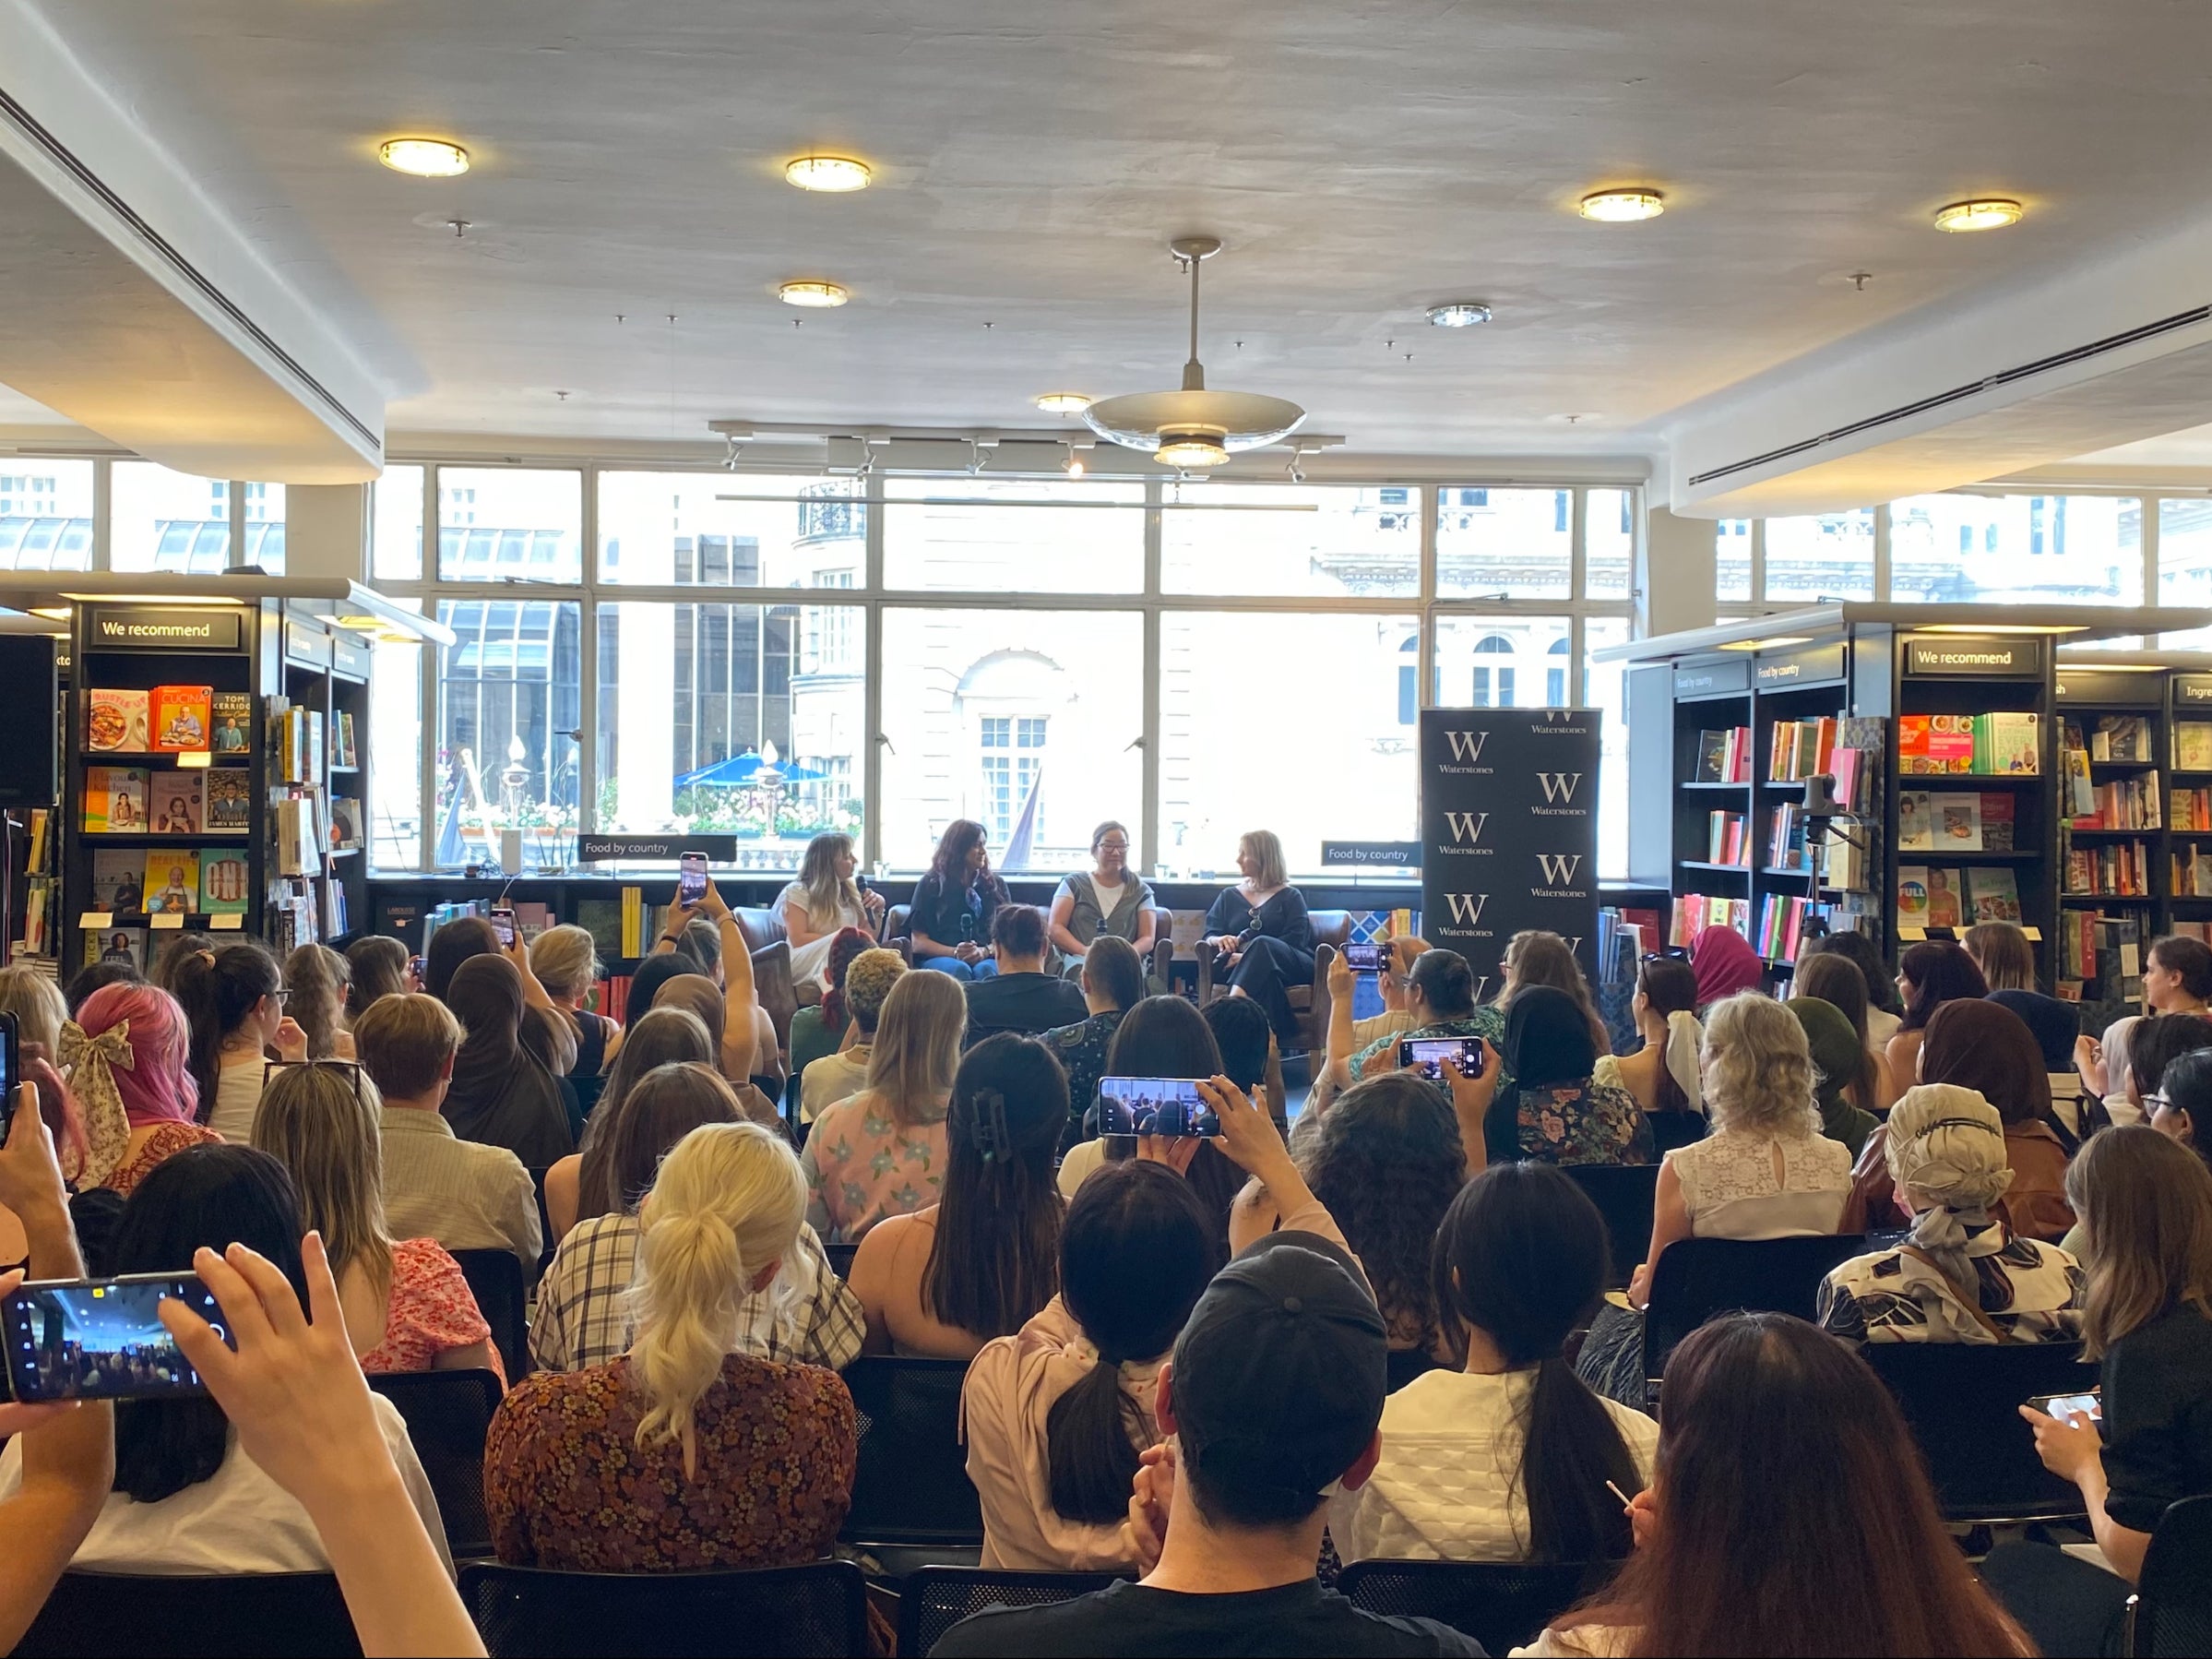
[1666,1128,1852,1240]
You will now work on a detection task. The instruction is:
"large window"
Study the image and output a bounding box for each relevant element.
[0,460,93,570]
[434,600,582,867]
[1162,483,1418,597]
[437,468,582,583]
[599,471,859,588]
[1433,617,1574,710]
[1890,495,2141,605]
[1764,509,1874,603]
[888,479,1143,593]
[112,462,232,573]
[1436,487,1574,599]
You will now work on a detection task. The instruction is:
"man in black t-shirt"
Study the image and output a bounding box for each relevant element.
[932,1229,1484,1658]
[962,903,1088,1044]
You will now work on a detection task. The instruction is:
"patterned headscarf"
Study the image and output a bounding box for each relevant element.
[1885,1083,2016,1295]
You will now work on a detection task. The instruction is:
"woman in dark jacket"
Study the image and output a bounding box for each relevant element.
[1201,830,1315,1048]
[909,819,1011,982]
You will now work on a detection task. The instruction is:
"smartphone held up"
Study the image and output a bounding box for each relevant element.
[1399,1035,1484,1081]
[1098,1076,1221,1139]
[3,1273,230,1402]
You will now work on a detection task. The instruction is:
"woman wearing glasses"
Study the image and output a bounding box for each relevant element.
[1047,821,1159,982]
[256,1058,504,1383]
[174,942,308,1145]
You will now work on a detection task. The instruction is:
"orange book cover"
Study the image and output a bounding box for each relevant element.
[150,685,213,752]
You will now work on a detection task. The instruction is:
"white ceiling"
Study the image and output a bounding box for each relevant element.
[13,0,2212,468]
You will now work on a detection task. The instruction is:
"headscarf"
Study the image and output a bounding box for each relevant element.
[2098,1014,2143,1119]
[1919,998,2050,1128]
[442,955,574,1168]
[1504,985,1598,1091]
[1690,925,1764,1008]
[1884,1083,2015,1296]
[65,983,197,1131]
[1790,997,1877,1158]
[1986,989,2081,1075]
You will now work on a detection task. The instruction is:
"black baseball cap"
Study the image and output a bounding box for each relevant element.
[1170,1230,1387,1509]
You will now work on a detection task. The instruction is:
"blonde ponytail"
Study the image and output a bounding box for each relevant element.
[625,1121,806,1456]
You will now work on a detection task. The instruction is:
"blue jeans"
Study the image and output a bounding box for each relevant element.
[919,956,999,982]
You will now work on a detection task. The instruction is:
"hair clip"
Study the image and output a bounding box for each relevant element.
[970,1087,1012,1161]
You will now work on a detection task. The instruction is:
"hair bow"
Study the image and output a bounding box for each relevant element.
[58,1019,134,1190]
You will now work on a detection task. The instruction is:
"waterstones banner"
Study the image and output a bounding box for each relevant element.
[1420,707,1602,1001]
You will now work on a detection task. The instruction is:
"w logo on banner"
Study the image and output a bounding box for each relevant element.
[1536,772,1584,805]
[1445,731,1489,763]
[1443,893,1490,926]
[1537,853,1583,885]
[1444,812,1489,845]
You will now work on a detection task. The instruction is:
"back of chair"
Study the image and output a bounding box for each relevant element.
[1338,1558,1600,1656]
[1643,1234,1869,1382]
[839,1355,984,1546]
[1861,1341,2094,1524]
[731,907,789,952]
[1563,1164,1659,1289]
[458,1560,867,1658]
[450,1247,529,1381]
[826,1240,859,1280]
[1309,910,1356,952]
[896,1567,1124,1656]
[885,904,915,961]
[368,1367,503,1558]
[15,1570,361,1658]
[2128,1495,2212,1658]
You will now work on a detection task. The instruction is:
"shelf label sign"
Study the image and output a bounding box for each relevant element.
[88,607,242,651]
[1755,642,1846,686]
[2176,674,2212,705]
[1904,637,2042,677]
[1321,840,1421,871]
[1672,659,1750,697]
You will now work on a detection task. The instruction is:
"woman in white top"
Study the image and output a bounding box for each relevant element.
[173,942,307,1144]
[1331,1162,1656,1567]
[1046,820,1159,980]
[0,1141,449,1576]
[776,833,884,989]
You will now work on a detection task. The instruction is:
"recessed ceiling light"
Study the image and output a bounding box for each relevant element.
[784,155,872,193]
[1035,391,1093,414]
[378,137,470,178]
[778,280,850,308]
[1579,189,1664,223]
[1426,302,1493,328]
[1155,432,1231,469]
[1933,198,2024,233]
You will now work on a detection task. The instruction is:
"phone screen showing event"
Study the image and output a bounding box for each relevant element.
[1099,1076,1219,1138]
[5,1279,223,1402]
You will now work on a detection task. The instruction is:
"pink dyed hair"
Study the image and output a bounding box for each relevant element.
[77,981,199,1127]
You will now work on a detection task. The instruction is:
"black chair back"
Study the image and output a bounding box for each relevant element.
[15,1570,360,1657]
[826,1240,859,1280]
[458,1560,868,1658]
[1861,1341,2094,1524]
[1338,1558,1601,1656]
[451,1247,529,1380]
[368,1367,503,1558]
[1643,1234,1868,1383]
[896,1566,1123,1656]
[2129,1495,2212,1657]
[1647,1111,1707,1156]
[1563,1164,1659,1289]
[839,1355,983,1546]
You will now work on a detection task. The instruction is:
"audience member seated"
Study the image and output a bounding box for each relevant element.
[1330,945,1497,1093]
[426,914,579,1079]
[964,904,1088,1041]
[1201,829,1317,1049]
[487,1121,858,1570]
[283,943,354,1061]
[934,1205,1480,1656]
[1800,928,1906,1054]
[0,1144,449,1575]
[1790,996,1879,1159]
[1982,1127,2212,1655]
[530,924,619,1081]
[776,830,883,989]
[1202,993,1278,1122]
[1791,951,1895,1117]
[2144,930,2212,1018]
[1577,992,1850,1403]
[802,967,964,1240]
[256,1058,504,1382]
[535,1061,861,1373]
[441,954,576,1169]
[1049,819,1159,979]
[1349,936,1431,1052]
[0,961,67,1073]
[62,958,141,1018]
[1919,998,2075,1241]
[850,1032,1065,1358]
[910,818,1011,981]
[2150,1045,2212,1171]
[1596,953,1706,1127]
[2075,1010,2146,1128]
[1687,922,1763,1011]
[649,880,776,1099]
[1041,936,1145,1145]
[65,982,223,1199]
[1819,1083,2085,1345]
[1968,924,2081,1117]
[0,970,81,1199]
[1500,985,1651,1167]
[354,994,541,1277]
[1499,928,1611,1056]
[342,934,412,1022]
[549,1006,716,1242]
[646,971,782,1129]
[1885,937,1987,1086]
[1527,1312,2031,1658]
[149,931,217,995]
[788,927,874,1115]
[799,946,906,1124]
[174,942,306,1145]
[1332,1162,1656,1566]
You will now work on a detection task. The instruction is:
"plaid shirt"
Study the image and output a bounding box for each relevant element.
[529,1212,863,1374]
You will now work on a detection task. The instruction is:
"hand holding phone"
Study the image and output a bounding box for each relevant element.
[488,906,517,949]
[678,851,708,909]
[5,1273,228,1402]
[1343,943,1382,973]
[1399,1035,1486,1081]
[1099,1076,1220,1138]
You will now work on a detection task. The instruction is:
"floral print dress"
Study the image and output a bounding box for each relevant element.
[1514,1079,1654,1166]
[799,1092,948,1241]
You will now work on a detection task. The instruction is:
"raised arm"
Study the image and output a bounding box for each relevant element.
[697,882,758,1082]
[1322,950,1360,1092]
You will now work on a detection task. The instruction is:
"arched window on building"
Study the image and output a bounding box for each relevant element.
[1547,635,1570,707]
[1471,634,1515,709]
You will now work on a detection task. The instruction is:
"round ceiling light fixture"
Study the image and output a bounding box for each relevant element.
[1035,391,1093,414]
[1933,197,2024,233]
[1426,302,1493,328]
[1578,188,1665,222]
[1083,236,1306,470]
[378,137,470,178]
[778,280,850,308]
[784,154,873,193]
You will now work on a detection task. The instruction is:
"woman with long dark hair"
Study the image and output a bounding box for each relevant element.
[172,942,305,1143]
[1532,1313,2031,1657]
[1332,1162,1652,1565]
[343,935,412,1021]
[1921,998,2074,1241]
[1596,955,1703,1126]
[441,955,575,1170]
[849,1032,1066,1358]
[910,818,1010,982]
[546,1006,717,1242]
[1501,986,1650,1167]
[1885,937,1987,1085]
